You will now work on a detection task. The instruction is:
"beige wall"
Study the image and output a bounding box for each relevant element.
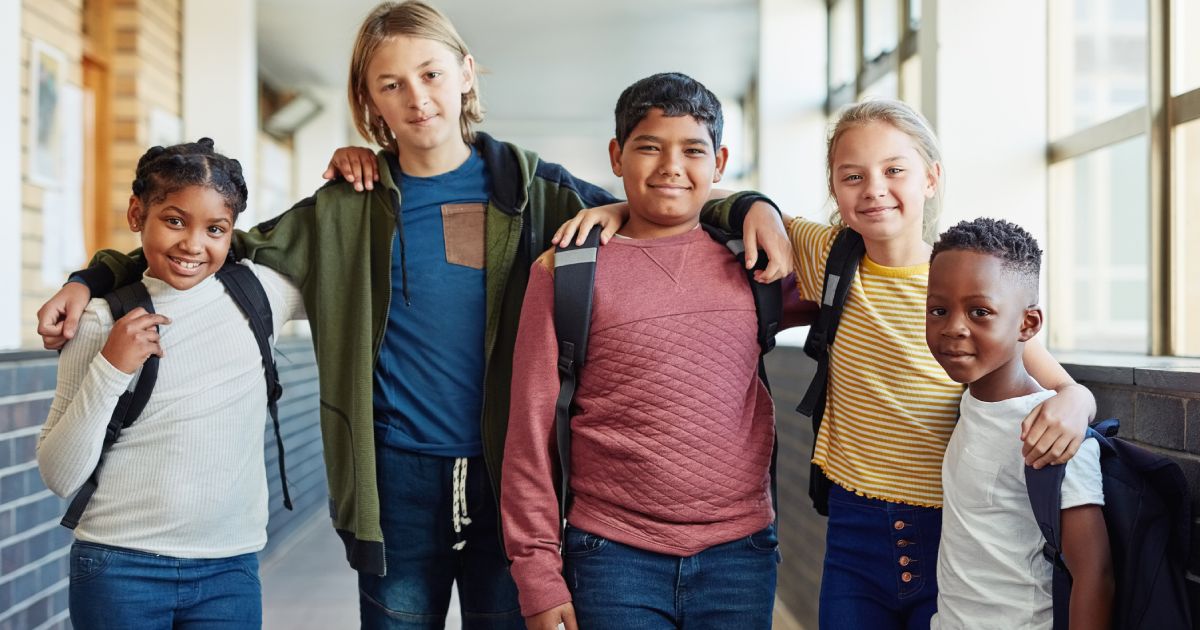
[20,0,84,348]
[17,0,182,348]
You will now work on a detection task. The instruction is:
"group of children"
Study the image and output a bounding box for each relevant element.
[34,1,1109,629]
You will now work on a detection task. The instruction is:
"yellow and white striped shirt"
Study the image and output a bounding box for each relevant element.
[790,218,963,507]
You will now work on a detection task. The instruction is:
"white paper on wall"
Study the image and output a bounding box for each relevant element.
[42,84,85,286]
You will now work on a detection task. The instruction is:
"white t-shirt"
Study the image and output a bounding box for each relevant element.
[931,389,1104,630]
[38,260,305,558]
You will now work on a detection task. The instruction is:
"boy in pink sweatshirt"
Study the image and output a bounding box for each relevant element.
[501,72,797,630]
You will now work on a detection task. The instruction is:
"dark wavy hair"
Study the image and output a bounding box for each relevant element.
[614,72,723,149]
[130,138,248,219]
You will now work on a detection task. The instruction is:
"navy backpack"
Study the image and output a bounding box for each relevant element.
[1025,418,1192,629]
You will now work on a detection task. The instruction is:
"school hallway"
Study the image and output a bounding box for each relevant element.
[260,511,807,629]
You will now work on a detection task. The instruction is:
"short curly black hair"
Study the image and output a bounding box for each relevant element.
[931,217,1042,285]
[614,72,723,149]
[131,138,248,219]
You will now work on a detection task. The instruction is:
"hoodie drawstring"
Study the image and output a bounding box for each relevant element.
[451,457,472,550]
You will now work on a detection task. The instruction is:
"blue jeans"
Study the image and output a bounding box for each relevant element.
[69,541,261,629]
[563,523,779,630]
[359,446,522,630]
[819,484,942,630]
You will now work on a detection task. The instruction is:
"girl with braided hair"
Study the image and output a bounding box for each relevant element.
[37,138,304,629]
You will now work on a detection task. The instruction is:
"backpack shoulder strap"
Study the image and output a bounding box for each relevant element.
[217,263,293,511]
[699,224,782,358]
[1025,459,1074,630]
[552,225,602,541]
[797,227,864,418]
[62,282,159,529]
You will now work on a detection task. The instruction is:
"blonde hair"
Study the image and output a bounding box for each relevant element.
[826,99,944,243]
[347,1,484,152]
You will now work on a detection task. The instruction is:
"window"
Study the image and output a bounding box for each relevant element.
[1048,0,1200,356]
[827,0,925,113]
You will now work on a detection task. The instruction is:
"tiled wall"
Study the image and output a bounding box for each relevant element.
[0,337,324,630]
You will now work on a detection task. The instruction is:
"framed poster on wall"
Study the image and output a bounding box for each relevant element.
[28,39,66,188]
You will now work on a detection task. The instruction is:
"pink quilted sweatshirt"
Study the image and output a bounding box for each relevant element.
[501,228,776,617]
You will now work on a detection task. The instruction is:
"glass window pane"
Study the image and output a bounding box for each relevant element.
[860,71,898,101]
[908,0,921,29]
[1049,135,1149,353]
[1173,0,1200,95]
[830,0,857,89]
[1049,1,1147,136]
[1173,118,1200,355]
[864,0,899,61]
[900,54,921,112]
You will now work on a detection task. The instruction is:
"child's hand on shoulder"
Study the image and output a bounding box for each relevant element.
[322,146,379,192]
[1021,383,1092,468]
[742,200,793,283]
[553,203,629,247]
[100,307,171,374]
[525,603,578,630]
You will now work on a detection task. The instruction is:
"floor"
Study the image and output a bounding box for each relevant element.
[260,513,803,629]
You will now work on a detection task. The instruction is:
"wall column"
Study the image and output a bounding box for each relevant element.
[182,0,258,223]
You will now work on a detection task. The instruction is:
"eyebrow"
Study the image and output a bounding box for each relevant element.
[835,156,910,170]
[630,134,711,147]
[162,205,233,225]
[375,59,437,81]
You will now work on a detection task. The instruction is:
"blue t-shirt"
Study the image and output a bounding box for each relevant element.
[373,149,490,456]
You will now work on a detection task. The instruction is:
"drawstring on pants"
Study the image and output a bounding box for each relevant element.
[451,457,472,550]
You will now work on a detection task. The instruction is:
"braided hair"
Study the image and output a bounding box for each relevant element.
[130,138,248,219]
[931,217,1042,289]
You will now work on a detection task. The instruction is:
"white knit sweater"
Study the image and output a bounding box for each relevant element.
[38,260,304,558]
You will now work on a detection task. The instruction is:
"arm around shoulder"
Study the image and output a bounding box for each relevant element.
[37,305,134,496]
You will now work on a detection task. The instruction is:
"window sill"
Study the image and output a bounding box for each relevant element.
[1056,352,1200,392]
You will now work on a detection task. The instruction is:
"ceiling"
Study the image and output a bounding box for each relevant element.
[256,0,760,132]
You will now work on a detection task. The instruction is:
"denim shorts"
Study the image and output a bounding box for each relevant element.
[68,541,261,629]
[818,484,942,630]
[357,446,522,630]
[563,522,779,630]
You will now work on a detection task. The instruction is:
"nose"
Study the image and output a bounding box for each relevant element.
[941,311,969,337]
[180,230,204,254]
[863,173,888,200]
[407,82,429,109]
[658,150,683,177]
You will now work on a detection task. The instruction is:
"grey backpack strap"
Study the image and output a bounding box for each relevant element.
[551,225,602,544]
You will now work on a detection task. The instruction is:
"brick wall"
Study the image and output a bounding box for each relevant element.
[0,337,325,629]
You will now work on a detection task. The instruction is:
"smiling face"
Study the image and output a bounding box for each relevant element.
[130,185,234,291]
[926,249,1043,400]
[364,35,474,159]
[830,120,939,248]
[610,108,728,239]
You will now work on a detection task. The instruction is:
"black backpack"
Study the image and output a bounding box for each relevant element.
[1025,418,1192,629]
[60,262,293,529]
[796,228,865,516]
[551,225,783,540]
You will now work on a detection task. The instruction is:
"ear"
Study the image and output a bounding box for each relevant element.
[460,54,476,94]
[712,145,730,183]
[126,195,143,231]
[608,138,622,177]
[925,161,942,199]
[1018,305,1044,342]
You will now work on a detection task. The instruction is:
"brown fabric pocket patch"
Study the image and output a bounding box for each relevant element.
[441,203,486,269]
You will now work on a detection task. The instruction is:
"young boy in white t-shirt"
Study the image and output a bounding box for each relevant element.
[924,218,1113,629]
